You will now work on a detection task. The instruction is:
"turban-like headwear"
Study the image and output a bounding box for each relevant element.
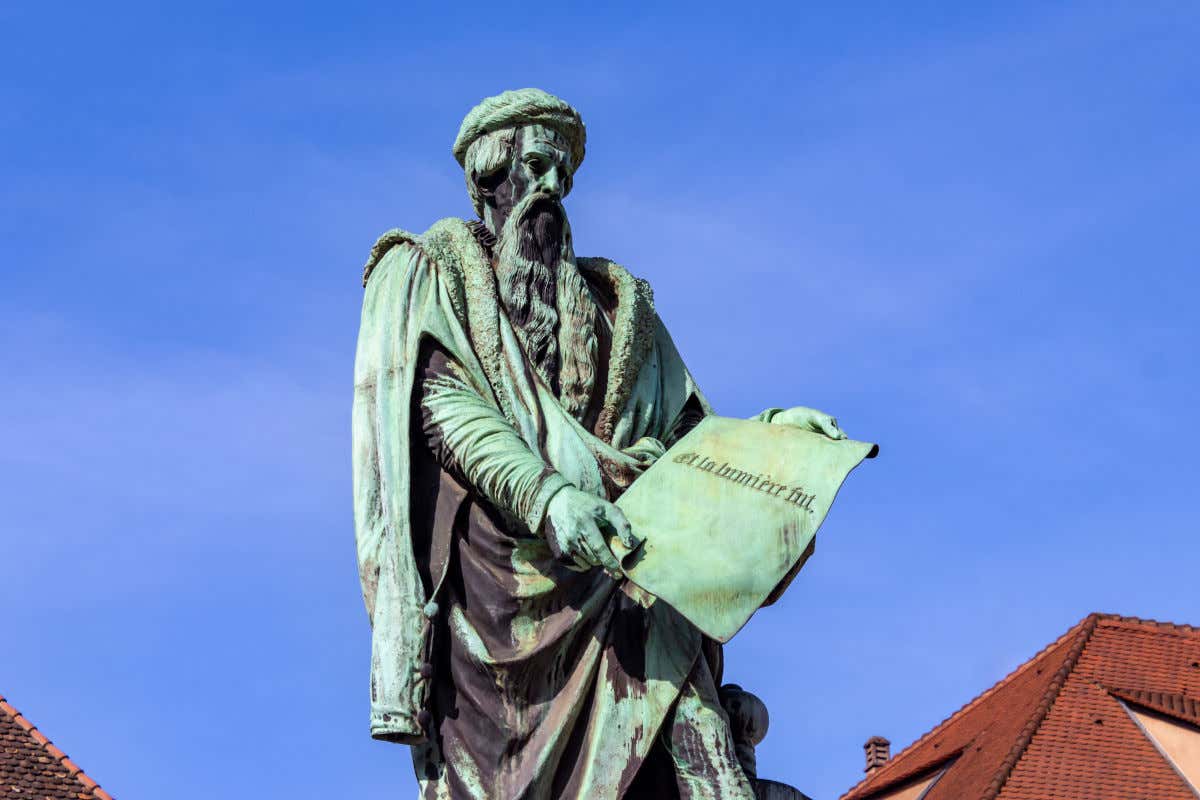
[452,88,586,173]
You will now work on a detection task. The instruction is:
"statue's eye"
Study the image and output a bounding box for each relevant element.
[525,155,546,174]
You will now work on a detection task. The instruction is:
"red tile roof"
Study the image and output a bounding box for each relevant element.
[0,693,114,800]
[841,613,1200,800]
[1110,687,1200,726]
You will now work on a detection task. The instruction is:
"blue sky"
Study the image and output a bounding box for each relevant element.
[2,2,1197,798]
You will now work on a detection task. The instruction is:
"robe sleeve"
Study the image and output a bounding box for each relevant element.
[663,394,709,447]
[416,342,572,534]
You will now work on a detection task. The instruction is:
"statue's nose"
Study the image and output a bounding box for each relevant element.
[538,166,562,198]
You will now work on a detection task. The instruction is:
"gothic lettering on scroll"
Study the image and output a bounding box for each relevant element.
[671,452,817,513]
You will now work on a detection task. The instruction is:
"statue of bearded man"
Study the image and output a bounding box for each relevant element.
[352,89,844,800]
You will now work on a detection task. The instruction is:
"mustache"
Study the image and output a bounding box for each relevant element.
[513,191,565,224]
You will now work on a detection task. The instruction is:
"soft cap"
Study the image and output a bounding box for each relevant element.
[452,88,586,172]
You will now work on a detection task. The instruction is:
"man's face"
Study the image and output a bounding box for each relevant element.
[485,124,574,235]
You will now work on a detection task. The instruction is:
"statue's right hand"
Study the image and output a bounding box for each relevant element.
[544,487,637,577]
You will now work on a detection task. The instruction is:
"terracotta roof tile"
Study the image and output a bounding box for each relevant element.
[1111,688,1200,725]
[841,613,1200,800]
[0,693,114,800]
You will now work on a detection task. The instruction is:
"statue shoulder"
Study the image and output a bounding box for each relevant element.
[361,217,479,288]
[361,228,421,287]
[576,257,656,315]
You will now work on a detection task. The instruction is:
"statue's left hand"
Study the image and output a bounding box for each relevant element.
[622,436,667,466]
[768,406,847,440]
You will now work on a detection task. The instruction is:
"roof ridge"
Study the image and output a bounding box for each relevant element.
[839,613,1098,800]
[977,613,1100,800]
[0,693,115,800]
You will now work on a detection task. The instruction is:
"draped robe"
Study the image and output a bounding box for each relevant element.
[353,218,753,799]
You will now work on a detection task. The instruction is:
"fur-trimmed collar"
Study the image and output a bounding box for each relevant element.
[575,257,656,442]
[363,218,657,443]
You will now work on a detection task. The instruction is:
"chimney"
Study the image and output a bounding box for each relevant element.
[864,736,891,773]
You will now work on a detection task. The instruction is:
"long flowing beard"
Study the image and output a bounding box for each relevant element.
[495,194,598,421]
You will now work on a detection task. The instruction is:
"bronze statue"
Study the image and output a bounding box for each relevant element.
[352,88,844,799]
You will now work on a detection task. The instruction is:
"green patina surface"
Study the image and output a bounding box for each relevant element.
[615,416,877,642]
[352,87,870,799]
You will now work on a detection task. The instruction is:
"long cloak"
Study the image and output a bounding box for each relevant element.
[353,218,720,798]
